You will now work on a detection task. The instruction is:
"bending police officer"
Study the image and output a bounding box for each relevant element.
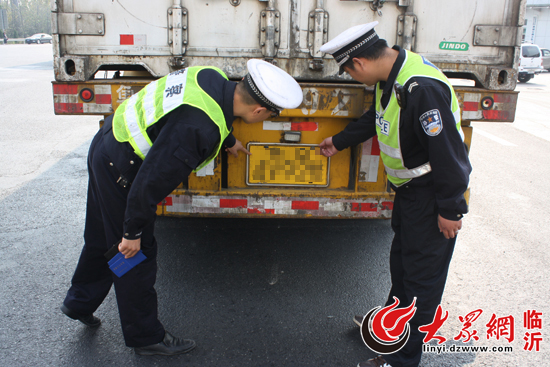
[60,59,303,356]
[318,23,472,367]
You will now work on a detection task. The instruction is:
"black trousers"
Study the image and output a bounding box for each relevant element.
[383,186,456,367]
[63,130,165,347]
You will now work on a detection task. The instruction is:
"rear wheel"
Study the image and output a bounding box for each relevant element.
[37,40,41,44]
[518,74,532,83]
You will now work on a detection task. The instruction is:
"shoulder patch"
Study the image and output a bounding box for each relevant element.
[419,109,443,136]
[407,79,420,94]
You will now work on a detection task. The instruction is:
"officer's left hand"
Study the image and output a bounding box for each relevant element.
[119,238,141,259]
[438,215,462,239]
[225,139,251,158]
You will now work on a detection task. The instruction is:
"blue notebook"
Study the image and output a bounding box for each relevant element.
[107,250,147,277]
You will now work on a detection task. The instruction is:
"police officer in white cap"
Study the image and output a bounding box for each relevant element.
[60,60,302,356]
[319,22,471,367]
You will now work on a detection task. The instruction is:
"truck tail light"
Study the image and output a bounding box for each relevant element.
[481,96,494,110]
[80,88,94,102]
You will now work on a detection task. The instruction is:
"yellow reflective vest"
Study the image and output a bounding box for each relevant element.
[375,51,463,187]
[112,67,231,172]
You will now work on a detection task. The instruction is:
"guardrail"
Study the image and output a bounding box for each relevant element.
[2,38,27,44]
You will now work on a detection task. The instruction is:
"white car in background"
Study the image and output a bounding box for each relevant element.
[541,48,550,71]
[518,43,544,83]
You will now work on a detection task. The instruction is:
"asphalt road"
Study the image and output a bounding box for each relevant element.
[0,44,549,366]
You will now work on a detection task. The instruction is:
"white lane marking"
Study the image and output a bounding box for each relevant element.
[474,128,517,146]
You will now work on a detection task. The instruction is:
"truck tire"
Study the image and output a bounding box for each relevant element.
[518,74,532,83]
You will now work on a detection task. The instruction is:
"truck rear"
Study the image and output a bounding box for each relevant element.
[51,0,524,219]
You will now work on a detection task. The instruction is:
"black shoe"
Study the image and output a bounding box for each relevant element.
[134,331,196,356]
[357,356,393,367]
[60,304,101,327]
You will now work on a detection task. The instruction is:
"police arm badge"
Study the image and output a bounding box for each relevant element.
[419,109,443,136]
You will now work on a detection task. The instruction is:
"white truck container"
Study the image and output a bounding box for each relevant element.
[51,0,525,219]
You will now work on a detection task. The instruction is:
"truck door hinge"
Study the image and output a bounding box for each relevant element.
[54,13,105,36]
[169,57,187,69]
[397,13,417,51]
[167,5,189,56]
[370,0,384,17]
[473,25,520,47]
[260,1,281,58]
[308,5,329,71]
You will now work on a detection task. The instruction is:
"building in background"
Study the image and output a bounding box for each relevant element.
[524,0,550,48]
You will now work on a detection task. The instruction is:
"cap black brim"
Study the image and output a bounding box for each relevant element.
[338,65,345,76]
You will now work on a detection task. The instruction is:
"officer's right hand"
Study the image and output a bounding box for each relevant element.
[119,238,141,259]
[225,139,251,158]
[319,137,339,157]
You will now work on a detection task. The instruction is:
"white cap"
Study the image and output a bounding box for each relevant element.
[245,59,303,113]
[320,21,380,74]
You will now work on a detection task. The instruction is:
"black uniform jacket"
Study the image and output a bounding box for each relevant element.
[332,46,472,221]
[103,69,237,239]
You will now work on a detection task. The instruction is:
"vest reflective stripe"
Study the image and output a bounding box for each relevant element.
[375,50,461,187]
[125,95,154,157]
[384,162,432,179]
[112,67,230,172]
[378,140,402,159]
[455,109,464,141]
[142,80,158,128]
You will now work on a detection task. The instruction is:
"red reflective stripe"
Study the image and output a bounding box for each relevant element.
[483,110,511,120]
[371,135,381,155]
[463,101,478,111]
[362,203,378,212]
[247,208,275,214]
[157,197,173,206]
[120,34,134,45]
[95,94,112,104]
[53,84,78,94]
[493,94,515,103]
[351,203,378,212]
[220,199,248,208]
[291,122,318,131]
[382,201,394,210]
[54,103,83,113]
[292,201,319,210]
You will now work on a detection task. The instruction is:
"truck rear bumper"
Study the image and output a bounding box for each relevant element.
[157,190,395,219]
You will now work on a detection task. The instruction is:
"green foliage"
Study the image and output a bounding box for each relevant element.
[1,0,51,38]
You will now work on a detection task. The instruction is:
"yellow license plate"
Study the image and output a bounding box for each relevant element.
[246,143,329,187]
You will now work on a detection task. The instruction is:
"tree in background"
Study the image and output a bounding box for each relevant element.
[1,0,51,39]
